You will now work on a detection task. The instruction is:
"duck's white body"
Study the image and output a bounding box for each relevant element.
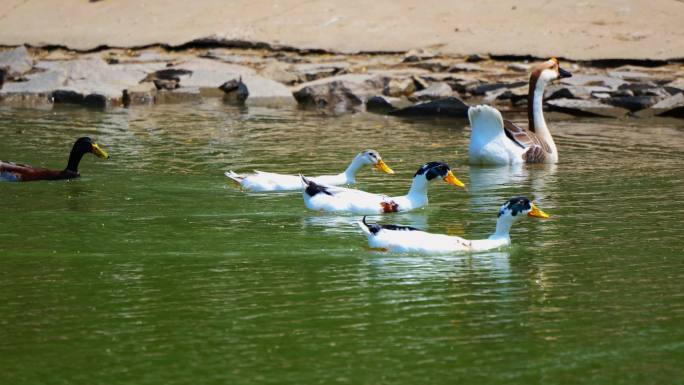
[358,197,549,254]
[468,58,571,165]
[225,150,393,192]
[302,162,464,215]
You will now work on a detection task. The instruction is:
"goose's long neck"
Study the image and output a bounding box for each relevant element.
[65,148,86,172]
[527,77,557,154]
[342,156,365,182]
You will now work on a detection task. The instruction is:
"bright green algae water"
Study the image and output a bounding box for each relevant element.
[1,102,684,384]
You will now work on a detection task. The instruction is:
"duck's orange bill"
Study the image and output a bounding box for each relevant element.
[374,159,395,174]
[443,170,465,188]
[91,143,109,159]
[528,203,549,219]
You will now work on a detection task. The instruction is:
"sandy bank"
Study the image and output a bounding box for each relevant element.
[1,0,683,60]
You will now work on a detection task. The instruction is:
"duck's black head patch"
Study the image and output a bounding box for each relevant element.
[498,197,531,217]
[363,216,419,235]
[414,162,450,181]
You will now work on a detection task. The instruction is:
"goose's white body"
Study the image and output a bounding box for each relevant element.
[468,106,525,164]
[468,58,570,165]
[302,162,464,215]
[358,197,549,254]
[225,150,392,192]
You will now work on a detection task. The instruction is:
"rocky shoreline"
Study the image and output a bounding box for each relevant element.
[1,45,683,119]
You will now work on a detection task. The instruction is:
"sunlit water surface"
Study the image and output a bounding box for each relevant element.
[1,101,683,384]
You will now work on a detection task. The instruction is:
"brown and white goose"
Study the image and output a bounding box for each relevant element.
[468,58,572,165]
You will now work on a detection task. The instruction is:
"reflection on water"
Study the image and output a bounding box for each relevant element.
[1,103,684,384]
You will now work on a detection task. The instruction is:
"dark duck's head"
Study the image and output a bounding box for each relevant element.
[413,161,465,188]
[65,137,109,173]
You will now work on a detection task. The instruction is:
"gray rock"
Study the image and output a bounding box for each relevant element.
[448,63,483,72]
[123,82,157,106]
[292,62,349,82]
[219,78,249,104]
[605,95,660,111]
[383,78,416,97]
[409,82,454,101]
[52,90,107,109]
[635,93,684,118]
[465,54,486,63]
[167,58,255,91]
[507,63,530,72]
[259,61,299,85]
[544,84,612,100]
[241,75,296,107]
[1,69,67,94]
[403,49,437,63]
[156,87,202,104]
[469,81,527,96]
[412,76,430,91]
[389,97,469,118]
[607,70,652,81]
[560,74,627,90]
[0,46,33,78]
[292,74,384,112]
[665,78,684,94]
[366,95,411,113]
[546,98,629,118]
[410,59,450,72]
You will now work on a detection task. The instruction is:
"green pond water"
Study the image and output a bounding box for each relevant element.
[1,101,683,384]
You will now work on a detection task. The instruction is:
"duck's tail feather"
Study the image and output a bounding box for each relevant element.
[301,175,332,197]
[358,216,373,236]
[468,104,504,135]
[225,170,244,184]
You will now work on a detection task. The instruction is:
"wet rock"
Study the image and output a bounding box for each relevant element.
[123,82,157,106]
[546,98,629,118]
[0,68,5,89]
[0,69,67,94]
[52,90,107,108]
[605,95,660,111]
[219,78,249,104]
[0,46,33,78]
[560,74,626,90]
[366,95,411,113]
[635,93,684,118]
[409,82,454,101]
[156,87,202,104]
[292,74,384,112]
[383,78,416,97]
[389,97,469,118]
[293,62,349,82]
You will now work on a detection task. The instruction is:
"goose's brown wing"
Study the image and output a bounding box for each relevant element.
[502,120,551,163]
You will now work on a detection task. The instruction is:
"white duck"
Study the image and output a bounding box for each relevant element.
[302,161,465,215]
[358,197,549,254]
[225,149,394,192]
[468,58,572,165]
